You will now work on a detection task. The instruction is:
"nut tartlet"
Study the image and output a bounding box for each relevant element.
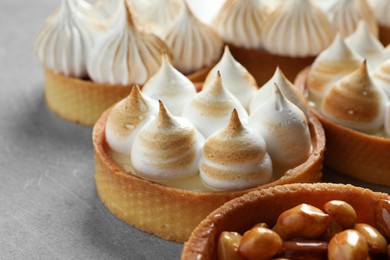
[93,90,325,243]
[182,183,390,259]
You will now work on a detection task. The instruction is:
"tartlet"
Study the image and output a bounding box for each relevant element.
[295,67,390,186]
[93,100,325,242]
[181,183,390,259]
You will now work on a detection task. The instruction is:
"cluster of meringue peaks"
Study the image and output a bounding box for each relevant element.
[212,0,382,57]
[34,0,223,84]
[105,47,312,192]
[307,27,390,137]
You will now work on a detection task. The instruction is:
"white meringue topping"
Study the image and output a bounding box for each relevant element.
[212,0,269,49]
[199,109,272,191]
[248,84,311,170]
[373,58,390,98]
[250,67,309,117]
[182,72,249,138]
[369,0,390,27]
[87,2,168,85]
[203,46,257,110]
[105,85,159,159]
[262,0,335,57]
[321,61,388,133]
[161,2,223,74]
[385,102,390,137]
[131,101,204,181]
[326,0,378,37]
[345,21,385,72]
[142,54,197,116]
[307,33,363,102]
[34,0,94,78]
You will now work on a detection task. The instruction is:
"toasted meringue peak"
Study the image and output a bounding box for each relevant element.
[199,109,272,191]
[307,33,363,101]
[105,85,159,156]
[327,0,378,37]
[321,61,387,133]
[212,0,269,49]
[373,58,390,98]
[162,1,223,74]
[248,84,311,170]
[250,67,309,117]
[369,0,390,27]
[262,0,335,57]
[142,54,196,116]
[87,2,168,85]
[203,46,257,110]
[345,21,385,72]
[182,72,249,138]
[34,0,95,78]
[130,101,204,181]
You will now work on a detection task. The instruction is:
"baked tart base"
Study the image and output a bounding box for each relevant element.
[228,44,316,86]
[295,67,390,186]
[379,24,390,46]
[93,107,326,243]
[44,68,210,126]
[182,183,390,259]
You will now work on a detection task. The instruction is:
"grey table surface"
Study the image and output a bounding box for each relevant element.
[1,1,390,259]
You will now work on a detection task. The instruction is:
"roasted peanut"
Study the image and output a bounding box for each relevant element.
[278,240,328,259]
[252,223,269,229]
[375,199,390,239]
[238,227,282,260]
[324,200,357,229]
[218,231,244,260]
[273,203,329,240]
[328,229,369,260]
[354,223,387,254]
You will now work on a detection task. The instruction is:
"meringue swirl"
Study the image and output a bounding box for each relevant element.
[87,2,168,85]
[162,2,223,74]
[142,54,196,116]
[262,0,335,57]
[131,101,204,181]
[204,46,257,110]
[369,0,390,27]
[200,109,272,191]
[212,0,269,49]
[34,0,94,78]
[373,58,390,98]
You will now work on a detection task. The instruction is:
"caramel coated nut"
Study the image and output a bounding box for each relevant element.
[328,229,369,260]
[273,203,330,240]
[218,232,245,260]
[279,240,328,259]
[353,223,387,254]
[238,227,282,260]
[324,200,357,229]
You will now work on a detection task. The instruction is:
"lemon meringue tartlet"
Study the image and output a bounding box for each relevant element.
[212,0,335,85]
[93,74,325,242]
[182,183,390,259]
[296,37,390,185]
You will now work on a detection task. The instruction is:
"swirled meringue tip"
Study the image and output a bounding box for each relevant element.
[87,1,168,86]
[142,53,196,116]
[105,85,159,156]
[369,0,390,27]
[130,100,204,181]
[327,0,378,38]
[182,71,249,138]
[345,20,385,72]
[162,1,223,75]
[373,58,390,98]
[261,0,335,57]
[248,83,311,170]
[321,61,387,133]
[250,67,309,117]
[212,0,269,49]
[204,45,257,110]
[35,0,92,78]
[199,109,272,191]
[307,32,363,101]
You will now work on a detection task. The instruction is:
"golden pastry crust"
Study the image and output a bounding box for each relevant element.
[93,105,326,242]
[379,24,390,46]
[228,44,316,86]
[182,183,390,259]
[44,68,209,126]
[295,67,390,185]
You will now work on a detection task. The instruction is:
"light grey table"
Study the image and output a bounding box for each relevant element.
[1,1,389,259]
